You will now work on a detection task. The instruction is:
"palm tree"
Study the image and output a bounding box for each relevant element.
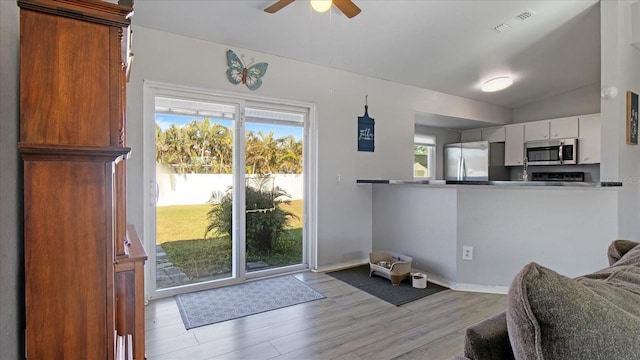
[156,121,303,175]
[210,124,233,174]
[246,131,280,174]
[276,135,303,174]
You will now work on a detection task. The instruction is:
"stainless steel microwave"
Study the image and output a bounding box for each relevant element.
[524,139,578,165]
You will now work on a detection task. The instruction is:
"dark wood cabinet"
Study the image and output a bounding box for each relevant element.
[18,1,145,358]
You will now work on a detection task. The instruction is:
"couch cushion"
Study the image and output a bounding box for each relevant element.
[463,312,515,360]
[607,240,640,265]
[507,244,640,360]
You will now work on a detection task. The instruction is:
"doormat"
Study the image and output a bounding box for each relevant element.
[327,265,447,306]
[175,275,324,330]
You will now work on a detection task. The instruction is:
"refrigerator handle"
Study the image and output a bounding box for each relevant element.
[461,156,467,180]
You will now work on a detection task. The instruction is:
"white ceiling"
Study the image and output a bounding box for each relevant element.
[133,0,601,128]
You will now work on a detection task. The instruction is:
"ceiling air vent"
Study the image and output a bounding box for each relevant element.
[515,9,536,21]
[493,23,511,33]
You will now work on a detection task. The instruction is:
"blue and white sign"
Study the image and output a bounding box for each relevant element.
[358,105,375,152]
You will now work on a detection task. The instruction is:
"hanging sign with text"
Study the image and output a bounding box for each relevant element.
[358,105,375,152]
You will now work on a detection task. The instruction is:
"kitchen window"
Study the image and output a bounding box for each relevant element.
[414,134,435,179]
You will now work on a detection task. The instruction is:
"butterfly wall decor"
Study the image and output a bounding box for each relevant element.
[226,50,269,91]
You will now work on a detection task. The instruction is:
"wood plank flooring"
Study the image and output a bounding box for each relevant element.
[145,271,507,360]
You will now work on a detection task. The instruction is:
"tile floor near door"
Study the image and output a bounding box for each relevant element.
[145,271,507,360]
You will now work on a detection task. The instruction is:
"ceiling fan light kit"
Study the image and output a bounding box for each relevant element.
[310,0,332,13]
[265,0,361,18]
[481,76,513,92]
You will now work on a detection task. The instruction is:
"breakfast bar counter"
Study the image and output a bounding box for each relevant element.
[357,179,623,187]
[368,180,621,293]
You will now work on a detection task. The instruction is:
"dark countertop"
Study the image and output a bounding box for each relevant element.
[356,179,623,187]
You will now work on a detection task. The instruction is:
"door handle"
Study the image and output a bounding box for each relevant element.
[150,181,159,205]
[559,144,564,164]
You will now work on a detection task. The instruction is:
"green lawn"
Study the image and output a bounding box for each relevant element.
[156,200,303,282]
[156,204,211,244]
[156,200,303,244]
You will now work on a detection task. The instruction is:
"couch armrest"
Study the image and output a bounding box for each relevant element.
[607,239,640,265]
[463,312,515,360]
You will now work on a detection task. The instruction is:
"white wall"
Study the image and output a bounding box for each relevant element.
[512,82,601,123]
[126,25,512,268]
[371,185,618,290]
[455,187,617,287]
[0,1,22,358]
[372,185,458,284]
[156,170,304,206]
[600,0,640,240]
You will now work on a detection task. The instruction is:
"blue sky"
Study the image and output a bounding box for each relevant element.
[156,114,302,140]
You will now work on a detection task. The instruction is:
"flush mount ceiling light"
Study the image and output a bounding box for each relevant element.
[310,0,332,13]
[481,77,513,92]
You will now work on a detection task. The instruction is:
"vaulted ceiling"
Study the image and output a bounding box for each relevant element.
[133,0,600,111]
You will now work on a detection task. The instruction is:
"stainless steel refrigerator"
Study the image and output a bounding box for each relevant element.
[444,141,509,181]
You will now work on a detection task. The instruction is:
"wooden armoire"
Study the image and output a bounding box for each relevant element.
[17,0,147,358]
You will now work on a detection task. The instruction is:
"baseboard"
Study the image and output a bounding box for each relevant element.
[452,283,509,295]
[410,268,509,294]
[313,258,368,273]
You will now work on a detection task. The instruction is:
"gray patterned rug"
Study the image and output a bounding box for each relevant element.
[175,275,324,329]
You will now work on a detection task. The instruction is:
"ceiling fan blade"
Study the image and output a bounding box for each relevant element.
[333,0,361,18]
[264,0,295,14]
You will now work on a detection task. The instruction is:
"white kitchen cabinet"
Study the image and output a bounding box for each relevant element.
[524,121,550,142]
[482,127,506,143]
[578,113,601,164]
[505,124,525,166]
[461,129,482,142]
[550,117,579,139]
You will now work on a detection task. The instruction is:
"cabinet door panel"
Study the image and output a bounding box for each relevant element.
[24,160,113,359]
[20,11,111,146]
[578,114,601,164]
[482,127,506,143]
[550,117,579,139]
[524,121,550,142]
[505,124,524,166]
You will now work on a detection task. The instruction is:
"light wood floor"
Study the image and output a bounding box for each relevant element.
[145,271,507,360]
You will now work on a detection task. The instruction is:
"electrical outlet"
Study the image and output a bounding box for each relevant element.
[462,246,473,261]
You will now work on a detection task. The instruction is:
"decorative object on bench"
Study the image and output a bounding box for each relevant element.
[369,251,413,286]
[452,239,640,360]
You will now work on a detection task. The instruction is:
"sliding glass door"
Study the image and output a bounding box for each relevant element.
[154,96,239,292]
[244,107,305,277]
[145,83,312,298]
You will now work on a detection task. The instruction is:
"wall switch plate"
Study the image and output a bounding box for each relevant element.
[462,246,473,261]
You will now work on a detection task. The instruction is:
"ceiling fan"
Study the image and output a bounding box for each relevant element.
[264,0,361,18]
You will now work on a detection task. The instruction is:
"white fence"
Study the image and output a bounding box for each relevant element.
[156,167,303,206]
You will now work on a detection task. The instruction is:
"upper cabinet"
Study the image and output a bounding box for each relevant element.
[461,127,505,143]
[550,117,579,139]
[482,127,506,143]
[523,117,580,142]
[498,114,597,166]
[524,121,550,142]
[578,114,601,164]
[461,129,482,142]
[505,124,525,166]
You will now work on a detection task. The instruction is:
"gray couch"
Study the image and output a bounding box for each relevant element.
[454,239,640,360]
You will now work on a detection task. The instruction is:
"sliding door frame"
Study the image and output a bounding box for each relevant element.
[142,81,317,300]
